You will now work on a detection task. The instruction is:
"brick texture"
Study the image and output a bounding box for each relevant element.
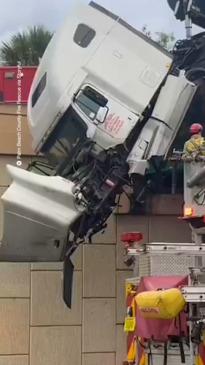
[30,326,81,365]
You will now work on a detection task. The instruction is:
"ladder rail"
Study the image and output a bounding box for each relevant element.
[128,242,205,256]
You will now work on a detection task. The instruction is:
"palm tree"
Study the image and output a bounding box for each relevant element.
[0,26,53,66]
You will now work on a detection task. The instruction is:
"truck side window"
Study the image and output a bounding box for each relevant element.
[75,91,100,120]
[32,72,47,107]
[73,24,96,48]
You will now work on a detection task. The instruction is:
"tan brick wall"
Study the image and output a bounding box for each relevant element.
[0,104,34,155]
[0,155,192,365]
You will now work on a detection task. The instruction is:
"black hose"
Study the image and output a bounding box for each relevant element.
[179,341,186,363]
[163,342,168,365]
[148,343,154,365]
[178,315,186,363]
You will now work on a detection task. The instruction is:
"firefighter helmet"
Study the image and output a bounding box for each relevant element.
[190,123,203,134]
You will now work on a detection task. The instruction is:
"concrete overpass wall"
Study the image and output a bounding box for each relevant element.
[0,155,191,365]
[0,105,192,365]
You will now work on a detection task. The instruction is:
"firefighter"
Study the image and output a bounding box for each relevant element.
[182,123,205,161]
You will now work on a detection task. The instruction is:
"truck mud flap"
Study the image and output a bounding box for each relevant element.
[63,257,74,308]
[0,165,82,262]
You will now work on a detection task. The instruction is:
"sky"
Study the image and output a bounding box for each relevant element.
[0,0,203,45]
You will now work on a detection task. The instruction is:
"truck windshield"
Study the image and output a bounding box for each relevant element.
[41,107,87,167]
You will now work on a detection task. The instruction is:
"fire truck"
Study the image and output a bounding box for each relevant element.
[122,162,205,365]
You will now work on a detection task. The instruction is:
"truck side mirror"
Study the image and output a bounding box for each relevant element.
[95,107,108,124]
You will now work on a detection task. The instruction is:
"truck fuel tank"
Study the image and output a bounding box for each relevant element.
[0,165,83,262]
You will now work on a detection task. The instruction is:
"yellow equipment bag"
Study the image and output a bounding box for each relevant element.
[135,288,186,320]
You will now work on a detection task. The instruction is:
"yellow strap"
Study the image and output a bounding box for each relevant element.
[139,353,148,365]
[131,297,136,317]
[195,355,205,365]
[127,338,137,362]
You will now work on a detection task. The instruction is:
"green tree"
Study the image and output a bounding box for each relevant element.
[142,26,175,50]
[0,26,53,66]
[155,31,175,49]
[141,25,152,38]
